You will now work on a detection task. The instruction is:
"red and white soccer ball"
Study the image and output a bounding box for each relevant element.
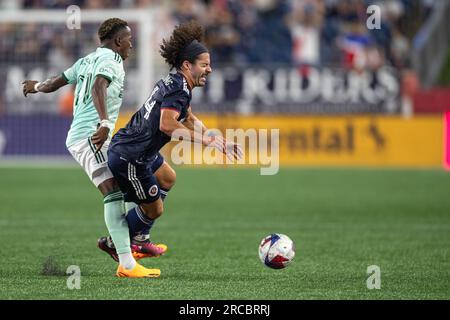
[258,233,295,269]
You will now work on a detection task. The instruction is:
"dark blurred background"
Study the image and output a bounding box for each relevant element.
[0,0,449,166]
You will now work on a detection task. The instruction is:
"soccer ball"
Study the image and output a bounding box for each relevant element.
[258,233,295,269]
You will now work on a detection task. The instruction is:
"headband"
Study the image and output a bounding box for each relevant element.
[178,40,209,66]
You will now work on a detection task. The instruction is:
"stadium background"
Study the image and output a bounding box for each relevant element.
[0,0,449,300]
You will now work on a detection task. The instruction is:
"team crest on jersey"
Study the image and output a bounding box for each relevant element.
[99,66,113,74]
[149,185,159,197]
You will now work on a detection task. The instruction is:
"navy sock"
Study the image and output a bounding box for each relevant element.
[125,206,154,240]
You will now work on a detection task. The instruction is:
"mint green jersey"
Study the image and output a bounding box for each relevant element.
[63,47,125,147]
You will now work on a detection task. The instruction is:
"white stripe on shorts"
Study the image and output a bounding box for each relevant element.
[132,165,146,200]
[128,163,146,200]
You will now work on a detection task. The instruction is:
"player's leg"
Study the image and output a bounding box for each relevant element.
[68,138,136,270]
[127,200,167,256]
[115,201,164,259]
[104,200,166,260]
[97,177,136,270]
[127,154,173,244]
[127,159,175,257]
[100,152,168,258]
[106,150,161,277]
[129,153,174,244]
[153,154,177,202]
[124,152,167,242]
[126,179,164,242]
[114,156,167,256]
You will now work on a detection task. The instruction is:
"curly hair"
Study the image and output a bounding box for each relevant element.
[160,20,205,70]
[98,18,129,42]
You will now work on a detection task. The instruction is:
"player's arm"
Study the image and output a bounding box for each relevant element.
[160,109,243,160]
[22,75,68,97]
[187,108,243,160]
[91,76,111,152]
[160,109,209,146]
[188,108,243,160]
[183,107,208,133]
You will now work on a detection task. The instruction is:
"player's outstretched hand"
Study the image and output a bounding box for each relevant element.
[91,126,110,153]
[22,80,39,97]
[226,141,243,161]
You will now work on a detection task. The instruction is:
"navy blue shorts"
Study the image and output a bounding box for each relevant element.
[108,150,164,204]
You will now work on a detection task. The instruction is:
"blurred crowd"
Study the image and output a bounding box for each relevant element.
[0,0,436,71]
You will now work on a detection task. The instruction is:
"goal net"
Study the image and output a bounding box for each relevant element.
[0,8,166,160]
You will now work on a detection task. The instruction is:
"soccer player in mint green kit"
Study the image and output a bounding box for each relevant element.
[22,18,164,278]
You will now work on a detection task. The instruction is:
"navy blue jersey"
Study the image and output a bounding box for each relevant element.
[110,72,192,163]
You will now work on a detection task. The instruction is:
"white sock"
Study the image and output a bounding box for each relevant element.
[133,233,150,243]
[118,253,136,270]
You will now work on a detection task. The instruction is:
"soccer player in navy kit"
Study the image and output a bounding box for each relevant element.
[99,21,242,275]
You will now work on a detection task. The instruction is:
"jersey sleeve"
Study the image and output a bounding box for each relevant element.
[62,58,82,84]
[161,89,189,113]
[94,57,121,83]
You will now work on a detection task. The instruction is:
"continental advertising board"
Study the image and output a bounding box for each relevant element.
[115,114,443,168]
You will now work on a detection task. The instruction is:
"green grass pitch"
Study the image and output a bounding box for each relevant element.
[0,166,449,299]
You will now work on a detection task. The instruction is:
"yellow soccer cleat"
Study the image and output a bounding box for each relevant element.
[116,263,161,278]
[131,243,168,260]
